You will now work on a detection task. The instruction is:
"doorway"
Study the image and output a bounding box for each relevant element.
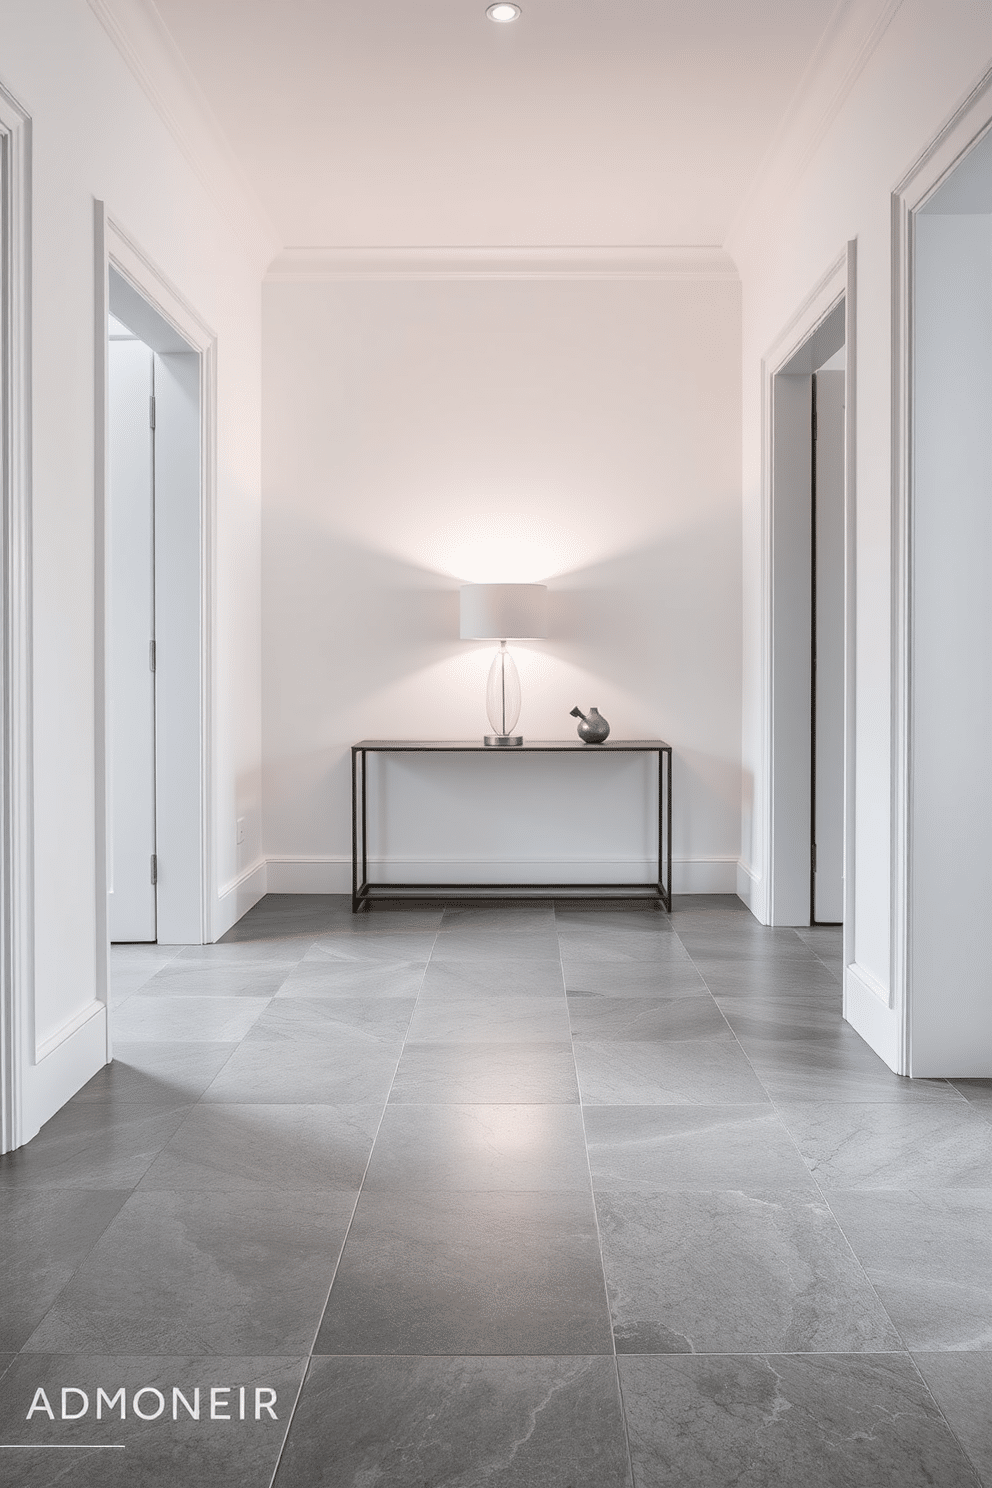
[105,258,207,946]
[768,295,849,928]
[811,353,845,924]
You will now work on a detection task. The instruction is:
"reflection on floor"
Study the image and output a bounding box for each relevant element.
[2,893,991,1486]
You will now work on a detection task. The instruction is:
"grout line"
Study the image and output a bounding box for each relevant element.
[689,934,917,1359]
[555,903,637,1488]
[264,909,441,1488]
[901,1352,991,1488]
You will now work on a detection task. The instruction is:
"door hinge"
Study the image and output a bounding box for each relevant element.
[149,639,156,672]
[149,394,156,429]
[150,854,158,885]
[811,842,817,872]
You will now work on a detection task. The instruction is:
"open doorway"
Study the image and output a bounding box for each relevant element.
[104,256,209,947]
[768,294,849,928]
[811,349,845,925]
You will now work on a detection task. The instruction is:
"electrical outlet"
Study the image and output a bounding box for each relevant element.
[236,817,245,846]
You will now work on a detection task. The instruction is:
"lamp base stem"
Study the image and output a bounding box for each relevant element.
[484,735,523,748]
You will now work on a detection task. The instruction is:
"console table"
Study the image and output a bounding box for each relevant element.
[351,739,672,912]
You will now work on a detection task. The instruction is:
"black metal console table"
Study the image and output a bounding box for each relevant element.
[351,739,672,912]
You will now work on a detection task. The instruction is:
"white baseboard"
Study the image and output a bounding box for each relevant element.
[23,1001,108,1145]
[214,858,267,940]
[264,855,739,896]
[845,961,902,1074]
[735,859,764,918]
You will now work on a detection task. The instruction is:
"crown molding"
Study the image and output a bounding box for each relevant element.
[265,245,740,283]
[726,0,905,257]
[86,0,280,267]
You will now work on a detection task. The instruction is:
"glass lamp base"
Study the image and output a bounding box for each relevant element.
[484,734,523,748]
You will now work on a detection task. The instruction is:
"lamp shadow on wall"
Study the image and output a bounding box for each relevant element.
[262,505,742,864]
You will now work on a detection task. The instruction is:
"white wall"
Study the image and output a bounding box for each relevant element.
[261,268,742,893]
[731,0,992,1067]
[910,210,992,1074]
[0,0,268,1139]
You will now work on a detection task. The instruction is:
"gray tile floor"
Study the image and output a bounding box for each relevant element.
[2,892,991,1486]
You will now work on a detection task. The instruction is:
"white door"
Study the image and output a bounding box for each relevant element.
[812,368,845,923]
[108,331,157,941]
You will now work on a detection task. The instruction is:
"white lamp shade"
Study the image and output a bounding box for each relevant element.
[459,583,548,640]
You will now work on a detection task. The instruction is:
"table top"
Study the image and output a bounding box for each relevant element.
[353,739,671,752]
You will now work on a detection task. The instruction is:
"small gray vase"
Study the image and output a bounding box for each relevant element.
[570,706,610,744]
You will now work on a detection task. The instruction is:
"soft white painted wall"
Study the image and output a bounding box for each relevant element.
[731,0,992,1068]
[262,274,742,892]
[911,210,992,1075]
[0,0,268,1138]
[107,335,156,942]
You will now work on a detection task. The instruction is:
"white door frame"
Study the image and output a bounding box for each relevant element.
[95,205,217,977]
[0,84,33,1155]
[891,64,992,1074]
[758,244,857,960]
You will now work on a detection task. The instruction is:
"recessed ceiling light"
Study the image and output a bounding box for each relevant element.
[487,3,521,21]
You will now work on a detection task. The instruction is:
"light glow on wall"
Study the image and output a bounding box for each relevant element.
[423,512,589,584]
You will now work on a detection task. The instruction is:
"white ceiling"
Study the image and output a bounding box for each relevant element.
[150,0,845,248]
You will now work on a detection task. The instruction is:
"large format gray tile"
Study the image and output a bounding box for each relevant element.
[584,1106,818,1193]
[109,945,183,1005]
[913,1352,992,1484]
[174,940,309,966]
[274,1355,631,1488]
[273,960,426,999]
[795,925,844,978]
[0,1190,129,1350]
[827,1190,992,1350]
[244,894,442,935]
[619,1354,981,1488]
[554,906,675,934]
[389,1041,579,1104]
[110,996,271,1044]
[573,1039,770,1106]
[692,961,842,1000]
[568,995,732,1043]
[134,964,292,999]
[0,1104,189,1190]
[140,1104,382,1192]
[742,1037,960,1104]
[442,904,556,929]
[314,1188,613,1356]
[201,1032,400,1104]
[676,926,816,960]
[70,1042,239,1105]
[406,995,572,1043]
[249,996,415,1044]
[0,1353,306,1487]
[597,1190,901,1354]
[951,1079,992,1122]
[220,894,353,941]
[363,1104,591,1192]
[558,930,694,965]
[418,959,565,1000]
[304,933,438,965]
[319,909,445,935]
[430,930,562,963]
[718,998,880,1038]
[778,1101,992,1188]
[562,960,710,999]
[24,1189,355,1356]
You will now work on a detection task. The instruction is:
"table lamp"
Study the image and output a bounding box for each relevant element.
[459,583,548,746]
